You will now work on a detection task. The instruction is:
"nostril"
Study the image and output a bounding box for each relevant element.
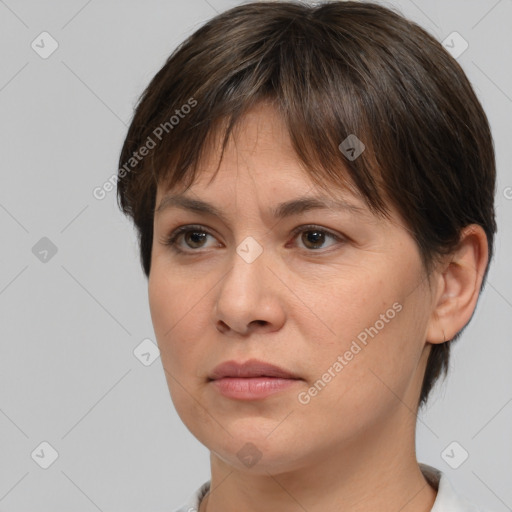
[216,321,229,333]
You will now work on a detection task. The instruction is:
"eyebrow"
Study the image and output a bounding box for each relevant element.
[155,193,370,221]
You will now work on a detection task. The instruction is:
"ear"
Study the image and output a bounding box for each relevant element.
[426,224,489,344]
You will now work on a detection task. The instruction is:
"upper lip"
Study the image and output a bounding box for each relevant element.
[208,359,300,380]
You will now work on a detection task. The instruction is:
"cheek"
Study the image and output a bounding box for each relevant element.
[148,272,175,344]
[148,272,211,427]
[286,319,423,449]
[148,261,206,337]
[148,263,216,386]
[296,266,429,419]
[300,266,401,358]
[148,269,195,371]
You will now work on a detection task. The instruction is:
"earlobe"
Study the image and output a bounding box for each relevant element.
[425,224,489,345]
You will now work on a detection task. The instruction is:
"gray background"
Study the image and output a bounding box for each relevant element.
[0,0,511,511]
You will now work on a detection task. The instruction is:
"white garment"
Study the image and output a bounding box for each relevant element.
[173,463,492,512]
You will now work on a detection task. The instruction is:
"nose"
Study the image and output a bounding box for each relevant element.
[214,244,286,336]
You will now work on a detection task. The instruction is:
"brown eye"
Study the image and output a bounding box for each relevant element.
[183,230,208,248]
[301,230,327,249]
[163,225,218,253]
[292,225,344,251]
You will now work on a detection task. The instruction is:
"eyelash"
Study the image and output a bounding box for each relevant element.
[162,224,346,254]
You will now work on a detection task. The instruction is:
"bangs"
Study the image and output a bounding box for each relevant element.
[126,6,398,224]
[154,94,390,220]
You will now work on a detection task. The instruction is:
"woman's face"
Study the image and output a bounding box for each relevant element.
[148,102,438,474]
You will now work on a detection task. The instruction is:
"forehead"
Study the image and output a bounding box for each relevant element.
[155,190,373,221]
[154,99,400,228]
[156,101,358,195]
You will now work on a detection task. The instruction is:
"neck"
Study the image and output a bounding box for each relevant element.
[199,409,437,512]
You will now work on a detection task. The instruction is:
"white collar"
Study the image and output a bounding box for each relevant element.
[419,463,484,511]
[175,463,485,512]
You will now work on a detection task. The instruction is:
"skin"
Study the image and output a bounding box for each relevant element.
[148,101,488,512]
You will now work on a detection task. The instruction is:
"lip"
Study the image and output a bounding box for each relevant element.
[208,359,302,400]
[209,359,300,380]
[211,377,301,400]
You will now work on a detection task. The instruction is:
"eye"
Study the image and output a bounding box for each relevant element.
[161,224,345,254]
[162,225,219,253]
[289,225,345,251]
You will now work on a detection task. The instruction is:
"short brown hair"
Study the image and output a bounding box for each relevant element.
[116,1,497,407]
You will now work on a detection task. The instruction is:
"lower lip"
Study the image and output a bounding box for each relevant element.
[210,377,301,400]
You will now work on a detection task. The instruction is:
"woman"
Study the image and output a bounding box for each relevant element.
[116,2,497,511]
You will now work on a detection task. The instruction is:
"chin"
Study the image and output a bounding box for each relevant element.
[200,425,309,475]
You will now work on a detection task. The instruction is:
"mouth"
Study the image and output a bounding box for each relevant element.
[208,359,300,380]
[208,359,302,400]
